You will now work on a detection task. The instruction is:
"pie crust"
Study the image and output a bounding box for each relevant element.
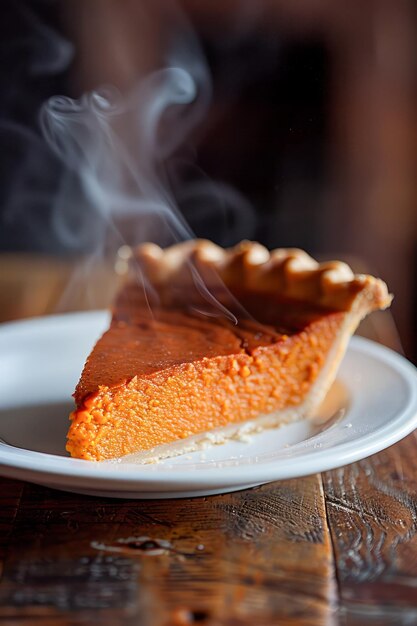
[67,240,392,462]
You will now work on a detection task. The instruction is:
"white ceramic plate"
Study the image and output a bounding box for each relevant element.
[0,311,416,499]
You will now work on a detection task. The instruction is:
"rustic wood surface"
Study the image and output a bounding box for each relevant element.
[324,432,417,626]
[0,254,416,626]
[0,478,336,626]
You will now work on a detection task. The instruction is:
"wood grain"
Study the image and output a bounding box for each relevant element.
[0,477,336,626]
[324,432,417,625]
[0,480,24,570]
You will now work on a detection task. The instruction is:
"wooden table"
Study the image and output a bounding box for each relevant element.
[0,254,416,626]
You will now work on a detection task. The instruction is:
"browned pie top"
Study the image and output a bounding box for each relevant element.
[74,239,391,406]
[74,281,340,406]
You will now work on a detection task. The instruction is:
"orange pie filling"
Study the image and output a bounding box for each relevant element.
[67,310,345,461]
[67,240,391,462]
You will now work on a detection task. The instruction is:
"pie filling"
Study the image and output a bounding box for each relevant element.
[67,283,346,461]
[67,238,391,462]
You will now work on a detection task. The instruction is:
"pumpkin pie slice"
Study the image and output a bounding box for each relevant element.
[67,240,392,462]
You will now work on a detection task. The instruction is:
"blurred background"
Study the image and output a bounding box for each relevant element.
[0,0,416,360]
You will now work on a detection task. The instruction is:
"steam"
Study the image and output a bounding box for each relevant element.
[0,0,265,326]
[12,2,74,77]
[38,2,256,255]
[38,14,254,324]
[40,70,202,251]
[0,1,75,252]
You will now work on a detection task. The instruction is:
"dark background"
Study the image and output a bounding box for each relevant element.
[0,0,416,358]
